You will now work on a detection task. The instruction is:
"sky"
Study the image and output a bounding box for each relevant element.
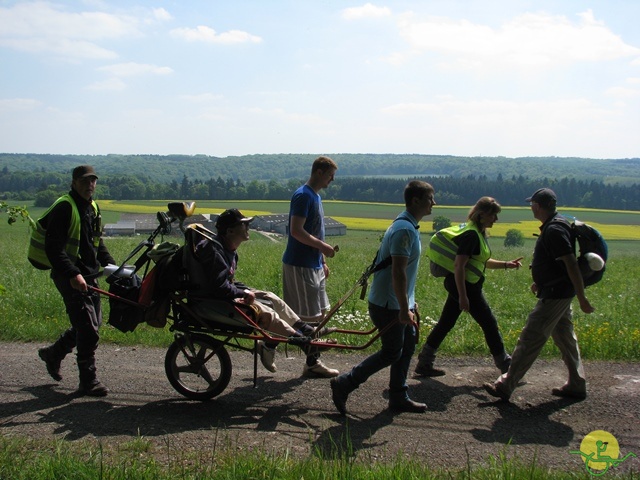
[1,1,639,159]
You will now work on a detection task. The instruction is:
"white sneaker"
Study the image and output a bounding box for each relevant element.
[302,360,339,378]
[257,341,277,373]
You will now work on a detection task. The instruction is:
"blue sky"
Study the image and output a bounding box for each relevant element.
[1,1,639,159]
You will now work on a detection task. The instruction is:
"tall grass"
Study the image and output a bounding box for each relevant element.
[0,435,623,480]
[1,220,638,360]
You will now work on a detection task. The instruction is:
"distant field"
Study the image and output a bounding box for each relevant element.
[604,175,640,186]
[98,199,640,240]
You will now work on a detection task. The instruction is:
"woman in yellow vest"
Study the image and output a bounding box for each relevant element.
[415,197,523,377]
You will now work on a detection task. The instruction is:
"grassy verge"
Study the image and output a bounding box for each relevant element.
[1,435,627,480]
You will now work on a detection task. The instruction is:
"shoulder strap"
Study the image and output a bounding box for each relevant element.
[540,214,575,255]
[370,215,419,274]
[358,216,418,298]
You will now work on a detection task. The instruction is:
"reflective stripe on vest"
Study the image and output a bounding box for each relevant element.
[427,222,490,284]
[27,195,97,269]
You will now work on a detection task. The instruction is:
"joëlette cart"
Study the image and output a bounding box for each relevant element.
[92,202,417,401]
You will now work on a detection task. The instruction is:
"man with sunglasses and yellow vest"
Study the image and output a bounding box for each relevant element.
[33,165,115,397]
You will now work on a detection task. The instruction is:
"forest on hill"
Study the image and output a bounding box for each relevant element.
[1,153,639,210]
[1,153,639,183]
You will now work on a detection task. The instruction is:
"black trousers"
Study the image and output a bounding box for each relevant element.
[52,275,102,380]
[426,274,506,357]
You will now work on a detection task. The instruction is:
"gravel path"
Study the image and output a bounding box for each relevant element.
[1,341,639,473]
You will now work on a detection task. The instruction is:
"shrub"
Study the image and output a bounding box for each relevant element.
[504,228,524,247]
[432,215,451,232]
[34,189,62,207]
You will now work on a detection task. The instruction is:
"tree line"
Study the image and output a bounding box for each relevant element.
[1,168,638,210]
[2,153,639,185]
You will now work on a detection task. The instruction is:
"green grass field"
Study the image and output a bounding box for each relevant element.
[1,203,639,360]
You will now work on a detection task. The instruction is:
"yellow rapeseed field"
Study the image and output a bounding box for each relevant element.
[485,221,640,241]
[99,200,640,240]
[335,217,640,240]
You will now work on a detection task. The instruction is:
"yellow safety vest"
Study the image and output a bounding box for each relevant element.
[27,194,98,270]
[427,222,490,284]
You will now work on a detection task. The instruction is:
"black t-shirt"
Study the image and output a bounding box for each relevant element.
[531,214,575,299]
[454,229,482,257]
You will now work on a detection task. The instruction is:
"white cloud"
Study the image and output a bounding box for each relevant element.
[97,62,173,77]
[170,26,262,44]
[380,49,420,66]
[0,98,41,111]
[0,2,140,39]
[153,8,172,22]
[342,3,391,20]
[1,3,638,158]
[85,77,126,91]
[395,10,640,71]
[379,97,617,144]
[605,86,640,99]
[245,106,328,126]
[376,96,633,158]
[382,97,605,121]
[0,1,141,60]
[180,93,224,103]
[0,37,117,59]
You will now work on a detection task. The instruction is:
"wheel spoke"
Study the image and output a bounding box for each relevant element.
[198,365,217,386]
[175,364,196,374]
[165,334,232,400]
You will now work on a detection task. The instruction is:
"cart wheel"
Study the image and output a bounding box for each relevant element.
[165,333,232,400]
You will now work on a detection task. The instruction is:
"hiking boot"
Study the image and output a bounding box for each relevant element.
[38,347,62,381]
[416,344,444,377]
[77,380,109,397]
[303,360,339,378]
[494,352,512,374]
[499,357,511,374]
[257,341,277,373]
[414,362,446,377]
[389,398,427,413]
[483,382,510,402]
[330,378,350,416]
[551,386,587,400]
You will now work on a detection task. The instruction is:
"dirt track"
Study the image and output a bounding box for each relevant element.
[1,341,639,473]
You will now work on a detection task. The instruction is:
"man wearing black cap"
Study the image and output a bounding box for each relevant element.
[484,187,594,402]
[187,209,331,373]
[37,165,115,397]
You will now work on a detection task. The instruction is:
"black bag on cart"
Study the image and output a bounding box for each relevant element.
[107,274,144,332]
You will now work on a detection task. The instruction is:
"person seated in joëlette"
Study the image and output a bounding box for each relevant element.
[187,209,334,373]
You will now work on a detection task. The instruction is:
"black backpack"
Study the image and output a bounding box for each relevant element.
[156,245,187,295]
[572,219,608,287]
[155,224,217,295]
[544,216,608,288]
